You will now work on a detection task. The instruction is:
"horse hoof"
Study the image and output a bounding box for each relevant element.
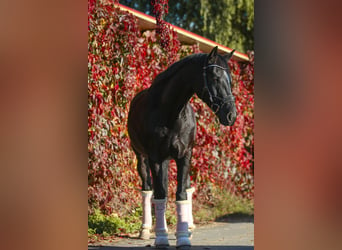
[155,235,170,248]
[155,245,169,249]
[176,236,191,248]
[155,243,170,249]
[139,228,151,240]
[176,245,191,250]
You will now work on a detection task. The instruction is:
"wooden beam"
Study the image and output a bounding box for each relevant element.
[117,4,249,62]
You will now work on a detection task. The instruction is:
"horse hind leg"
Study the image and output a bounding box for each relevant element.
[140,190,152,239]
[135,152,153,239]
[136,150,152,191]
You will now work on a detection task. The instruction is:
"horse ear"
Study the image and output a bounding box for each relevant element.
[223,49,236,61]
[207,46,218,64]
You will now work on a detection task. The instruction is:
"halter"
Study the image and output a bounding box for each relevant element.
[202,64,235,113]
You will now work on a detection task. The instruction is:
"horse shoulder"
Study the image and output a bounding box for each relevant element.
[169,104,196,159]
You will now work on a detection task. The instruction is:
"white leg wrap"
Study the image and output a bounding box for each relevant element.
[186,187,196,230]
[153,198,169,247]
[139,190,153,239]
[176,200,191,247]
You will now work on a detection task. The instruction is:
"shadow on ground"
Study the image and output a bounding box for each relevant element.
[215,212,254,223]
[89,246,253,250]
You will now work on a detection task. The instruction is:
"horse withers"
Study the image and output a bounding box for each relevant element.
[127,46,237,248]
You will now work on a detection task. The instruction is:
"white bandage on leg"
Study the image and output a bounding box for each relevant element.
[139,190,153,239]
[186,187,196,230]
[175,200,191,247]
[152,198,169,247]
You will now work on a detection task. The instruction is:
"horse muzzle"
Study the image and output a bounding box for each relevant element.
[218,106,237,126]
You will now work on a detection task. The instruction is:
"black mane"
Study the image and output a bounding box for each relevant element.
[152,53,206,86]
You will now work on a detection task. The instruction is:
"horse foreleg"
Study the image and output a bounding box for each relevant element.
[186,186,196,232]
[175,151,192,247]
[150,159,170,247]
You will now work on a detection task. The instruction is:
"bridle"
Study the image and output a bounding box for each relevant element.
[202,64,235,113]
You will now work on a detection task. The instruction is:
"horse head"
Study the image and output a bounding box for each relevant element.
[198,46,237,126]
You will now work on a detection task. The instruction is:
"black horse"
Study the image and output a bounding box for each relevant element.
[127,46,237,248]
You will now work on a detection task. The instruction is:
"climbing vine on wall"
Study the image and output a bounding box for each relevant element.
[88,0,254,215]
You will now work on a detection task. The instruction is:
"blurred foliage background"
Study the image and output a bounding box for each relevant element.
[120,0,254,53]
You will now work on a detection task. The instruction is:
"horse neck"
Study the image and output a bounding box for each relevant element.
[149,60,203,123]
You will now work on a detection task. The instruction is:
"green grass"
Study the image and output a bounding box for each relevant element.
[88,207,142,237]
[194,188,254,224]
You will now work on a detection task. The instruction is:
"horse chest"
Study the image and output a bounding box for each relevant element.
[150,119,195,160]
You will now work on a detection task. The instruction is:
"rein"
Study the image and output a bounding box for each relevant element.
[202,64,235,113]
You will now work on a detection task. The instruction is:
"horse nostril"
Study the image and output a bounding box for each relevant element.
[227,112,235,123]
